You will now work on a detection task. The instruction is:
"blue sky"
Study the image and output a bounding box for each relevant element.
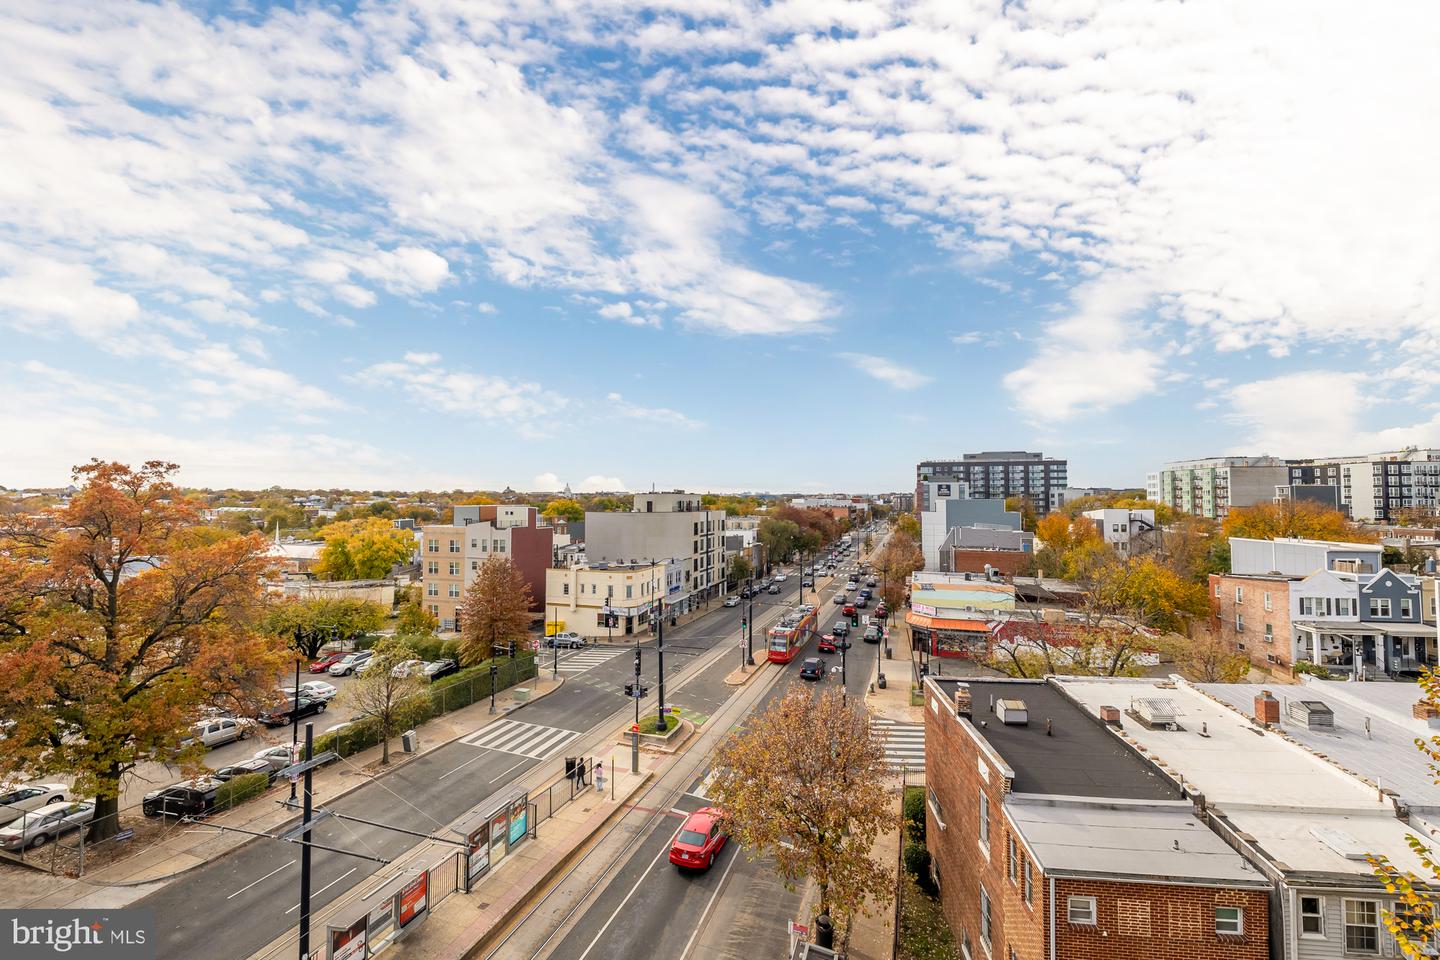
[3,1,1438,493]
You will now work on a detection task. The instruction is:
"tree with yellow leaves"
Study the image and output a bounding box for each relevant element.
[1222,500,1375,543]
[710,687,895,943]
[313,516,416,580]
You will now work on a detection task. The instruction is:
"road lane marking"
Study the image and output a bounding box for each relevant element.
[286,867,357,914]
[227,859,296,899]
[680,844,741,960]
[575,824,684,960]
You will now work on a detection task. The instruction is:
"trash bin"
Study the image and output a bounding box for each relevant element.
[401,729,419,753]
[877,673,887,689]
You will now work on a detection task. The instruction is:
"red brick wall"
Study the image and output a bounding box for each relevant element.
[1052,877,1268,960]
[510,526,554,612]
[949,549,1031,577]
[1208,575,1291,670]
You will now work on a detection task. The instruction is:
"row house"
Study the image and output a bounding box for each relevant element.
[922,677,1271,960]
[1209,537,1432,678]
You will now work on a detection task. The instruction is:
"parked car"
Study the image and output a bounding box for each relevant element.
[212,758,278,785]
[832,621,849,637]
[798,658,824,681]
[422,659,459,681]
[767,584,781,595]
[547,632,587,649]
[354,656,378,675]
[0,800,95,850]
[252,744,299,771]
[0,783,68,828]
[723,596,740,607]
[391,658,425,678]
[257,695,326,728]
[142,778,221,819]
[287,680,338,702]
[328,651,372,676]
[817,635,837,654]
[669,806,728,870]
[863,625,882,644]
[309,651,348,673]
[178,716,252,751]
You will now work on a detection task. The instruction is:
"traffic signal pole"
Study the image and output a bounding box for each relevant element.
[655,602,666,732]
[299,722,314,960]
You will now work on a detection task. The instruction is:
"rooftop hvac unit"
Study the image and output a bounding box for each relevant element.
[996,699,1028,726]
[1130,697,1179,730]
[1287,699,1335,730]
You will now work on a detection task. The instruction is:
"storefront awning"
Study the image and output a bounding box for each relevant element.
[905,611,993,632]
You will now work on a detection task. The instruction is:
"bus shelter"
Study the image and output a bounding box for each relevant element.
[454,784,532,893]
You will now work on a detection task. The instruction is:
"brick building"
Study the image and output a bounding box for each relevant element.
[922,677,1270,960]
[420,505,554,630]
[1207,572,1293,675]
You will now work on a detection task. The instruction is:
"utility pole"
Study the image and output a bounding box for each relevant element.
[745,577,755,665]
[489,662,498,714]
[655,598,667,732]
[633,646,643,725]
[841,634,848,704]
[290,631,304,804]
[299,722,314,960]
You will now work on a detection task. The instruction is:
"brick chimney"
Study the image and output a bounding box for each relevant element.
[1254,689,1280,725]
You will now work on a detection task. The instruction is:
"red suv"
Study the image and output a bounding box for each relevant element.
[670,807,728,870]
[309,652,347,673]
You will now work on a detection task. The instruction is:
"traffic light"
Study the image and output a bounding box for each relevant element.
[851,614,859,627]
[633,648,642,672]
[624,682,634,697]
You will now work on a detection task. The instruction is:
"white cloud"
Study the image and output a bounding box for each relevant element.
[360,353,569,421]
[0,251,140,338]
[837,353,933,391]
[605,392,704,430]
[533,472,564,491]
[577,475,626,492]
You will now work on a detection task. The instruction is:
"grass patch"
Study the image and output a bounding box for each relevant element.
[909,685,924,707]
[635,714,680,735]
[898,875,961,960]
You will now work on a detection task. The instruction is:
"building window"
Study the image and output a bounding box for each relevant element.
[1235,586,1244,603]
[1235,613,1244,632]
[497,540,507,553]
[563,583,570,596]
[1263,592,1272,611]
[1344,899,1379,953]
[1007,835,1018,884]
[429,604,439,617]
[1023,862,1033,906]
[448,584,459,598]
[1369,598,1391,618]
[449,539,459,553]
[926,788,945,829]
[1067,896,1096,925]
[1215,906,1243,936]
[1299,896,1324,936]
[471,560,478,571]
[1336,597,1354,616]
[979,884,992,948]
[1402,598,1415,618]
[978,791,989,849]
[1264,623,1273,643]
[626,585,633,599]
[427,561,438,574]
[449,561,460,576]
[1215,581,1222,598]
[426,583,438,597]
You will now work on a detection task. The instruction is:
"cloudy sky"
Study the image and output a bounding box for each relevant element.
[3,0,1438,493]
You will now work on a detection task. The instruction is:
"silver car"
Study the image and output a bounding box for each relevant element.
[0,783,68,828]
[179,716,253,751]
[0,800,95,850]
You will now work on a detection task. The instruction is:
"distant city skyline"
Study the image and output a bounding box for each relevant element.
[5,3,1436,492]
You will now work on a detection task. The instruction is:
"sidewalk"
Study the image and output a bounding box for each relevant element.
[383,763,654,960]
[0,675,564,908]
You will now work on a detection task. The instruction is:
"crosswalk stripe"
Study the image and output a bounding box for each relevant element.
[872,720,926,772]
[556,649,625,674]
[460,719,582,759]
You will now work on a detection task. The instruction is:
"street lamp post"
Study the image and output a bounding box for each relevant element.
[289,629,305,803]
[745,576,755,666]
[654,597,667,732]
[489,662,499,714]
[841,631,848,704]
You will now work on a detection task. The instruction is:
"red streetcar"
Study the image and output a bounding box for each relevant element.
[767,605,818,664]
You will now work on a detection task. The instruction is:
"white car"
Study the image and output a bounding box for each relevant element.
[252,744,300,771]
[0,800,95,850]
[723,596,740,607]
[0,783,68,827]
[328,651,372,676]
[284,681,338,702]
[391,659,424,679]
[548,632,587,649]
[773,573,788,582]
[179,716,253,751]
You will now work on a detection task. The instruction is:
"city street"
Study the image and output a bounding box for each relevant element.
[136,562,828,960]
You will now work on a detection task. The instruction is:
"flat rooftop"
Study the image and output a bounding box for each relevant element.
[929,678,1178,801]
[1199,680,1440,810]
[1053,677,1432,876]
[1007,801,1267,887]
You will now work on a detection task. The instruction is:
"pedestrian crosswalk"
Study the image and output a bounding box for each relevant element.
[556,648,624,675]
[872,718,925,775]
[459,718,581,760]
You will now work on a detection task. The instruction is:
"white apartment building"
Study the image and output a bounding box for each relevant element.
[1147,456,1289,519]
[1080,507,1156,556]
[543,560,678,639]
[582,492,726,615]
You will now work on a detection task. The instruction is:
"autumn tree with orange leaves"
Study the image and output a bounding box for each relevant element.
[0,461,284,840]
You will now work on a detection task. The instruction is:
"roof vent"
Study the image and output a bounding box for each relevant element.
[1130,697,1180,731]
[996,699,1029,726]
[1287,700,1335,730]
[954,683,972,717]
[1310,826,1368,860]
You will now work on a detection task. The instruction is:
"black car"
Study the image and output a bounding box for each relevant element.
[799,658,824,681]
[767,584,782,595]
[258,696,326,728]
[832,621,849,637]
[142,778,221,818]
[212,759,278,785]
[855,596,867,608]
[423,658,459,681]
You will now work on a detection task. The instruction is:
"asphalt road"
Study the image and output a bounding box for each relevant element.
[137,563,819,960]
[543,531,888,960]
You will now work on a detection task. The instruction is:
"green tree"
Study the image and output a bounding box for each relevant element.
[0,461,284,840]
[728,554,753,587]
[458,557,533,663]
[395,584,439,636]
[339,636,428,765]
[710,687,895,940]
[759,518,802,564]
[542,498,585,523]
[1004,496,1039,532]
[313,517,415,580]
[262,597,386,659]
[893,513,921,541]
